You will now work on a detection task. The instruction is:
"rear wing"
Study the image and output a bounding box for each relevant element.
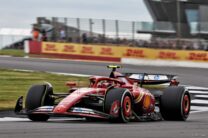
[125,73,177,85]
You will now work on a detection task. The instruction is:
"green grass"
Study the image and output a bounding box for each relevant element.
[0,69,88,110]
[0,49,26,57]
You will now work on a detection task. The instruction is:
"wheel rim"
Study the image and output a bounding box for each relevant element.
[123,96,132,117]
[182,94,190,115]
[110,100,120,117]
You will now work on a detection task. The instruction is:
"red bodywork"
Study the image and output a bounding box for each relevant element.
[51,72,155,119]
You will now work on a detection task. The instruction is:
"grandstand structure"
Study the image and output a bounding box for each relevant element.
[33,17,153,47]
[143,0,208,39]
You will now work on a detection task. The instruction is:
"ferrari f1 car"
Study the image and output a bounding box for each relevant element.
[15,65,191,123]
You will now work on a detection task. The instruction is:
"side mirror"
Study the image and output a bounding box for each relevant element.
[169,79,179,86]
[65,81,77,87]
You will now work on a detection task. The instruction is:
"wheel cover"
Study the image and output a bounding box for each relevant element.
[182,94,190,115]
[123,96,132,117]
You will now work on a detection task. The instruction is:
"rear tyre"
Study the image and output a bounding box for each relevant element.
[25,84,54,121]
[160,86,190,121]
[104,88,133,123]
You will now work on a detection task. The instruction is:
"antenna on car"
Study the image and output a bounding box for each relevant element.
[107,65,121,78]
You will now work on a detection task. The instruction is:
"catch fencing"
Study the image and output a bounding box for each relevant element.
[34,17,208,51]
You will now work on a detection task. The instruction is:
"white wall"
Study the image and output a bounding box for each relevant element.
[0,35,26,49]
[0,28,31,49]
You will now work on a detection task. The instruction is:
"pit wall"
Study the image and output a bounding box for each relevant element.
[28,41,208,63]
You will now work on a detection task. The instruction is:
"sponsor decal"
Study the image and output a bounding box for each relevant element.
[100,47,113,55]
[40,42,208,63]
[129,74,143,80]
[73,108,83,113]
[187,52,208,61]
[62,45,76,53]
[129,74,168,81]
[158,51,180,59]
[154,75,160,80]
[148,75,168,80]
[44,44,58,52]
[124,49,146,58]
[37,106,54,112]
[71,107,95,114]
[81,46,94,54]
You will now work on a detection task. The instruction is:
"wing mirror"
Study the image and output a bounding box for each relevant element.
[65,81,77,87]
[169,79,179,86]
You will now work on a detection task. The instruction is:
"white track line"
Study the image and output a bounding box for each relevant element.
[13,69,35,72]
[10,69,92,77]
[189,87,208,113]
[0,55,12,58]
[186,86,208,89]
[192,100,208,104]
[0,117,29,122]
[190,106,208,114]
[195,95,208,98]
[189,91,208,94]
[48,72,91,77]
[122,58,208,69]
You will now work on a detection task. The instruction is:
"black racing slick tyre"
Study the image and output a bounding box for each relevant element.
[25,84,54,121]
[104,88,133,123]
[160,86,190,121]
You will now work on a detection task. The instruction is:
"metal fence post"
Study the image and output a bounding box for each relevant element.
[89,18,93,38]
[102,19,106,43]
[176,0,181,48]
[76,18,80,43]
[115,20,119,44]
[0,35,2,49]
[177,0,181,38]
[132,21,135,46]
[64,18,68,41]
[52,17,57,41]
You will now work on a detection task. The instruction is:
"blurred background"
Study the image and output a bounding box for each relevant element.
[0,0,208,51]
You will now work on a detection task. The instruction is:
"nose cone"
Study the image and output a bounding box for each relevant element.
[53,88,98,114]
[53,105,68,113]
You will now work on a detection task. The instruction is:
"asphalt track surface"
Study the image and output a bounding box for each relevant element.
[0,56,207,87]
[0,112,208,138]
[0,56,208,138]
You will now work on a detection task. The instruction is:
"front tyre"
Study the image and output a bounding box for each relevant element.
[104,88,133,123]
[160,86,190,121]
[25,84,54,121]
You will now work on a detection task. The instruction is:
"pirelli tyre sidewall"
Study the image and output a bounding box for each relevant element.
[104,88,133,123]
[25,84,54,121]
[160,86,191,121]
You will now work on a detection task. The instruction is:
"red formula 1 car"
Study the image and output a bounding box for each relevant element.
[15,65,191,123]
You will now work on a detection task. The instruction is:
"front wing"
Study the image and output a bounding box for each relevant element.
[15,96,111,119]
